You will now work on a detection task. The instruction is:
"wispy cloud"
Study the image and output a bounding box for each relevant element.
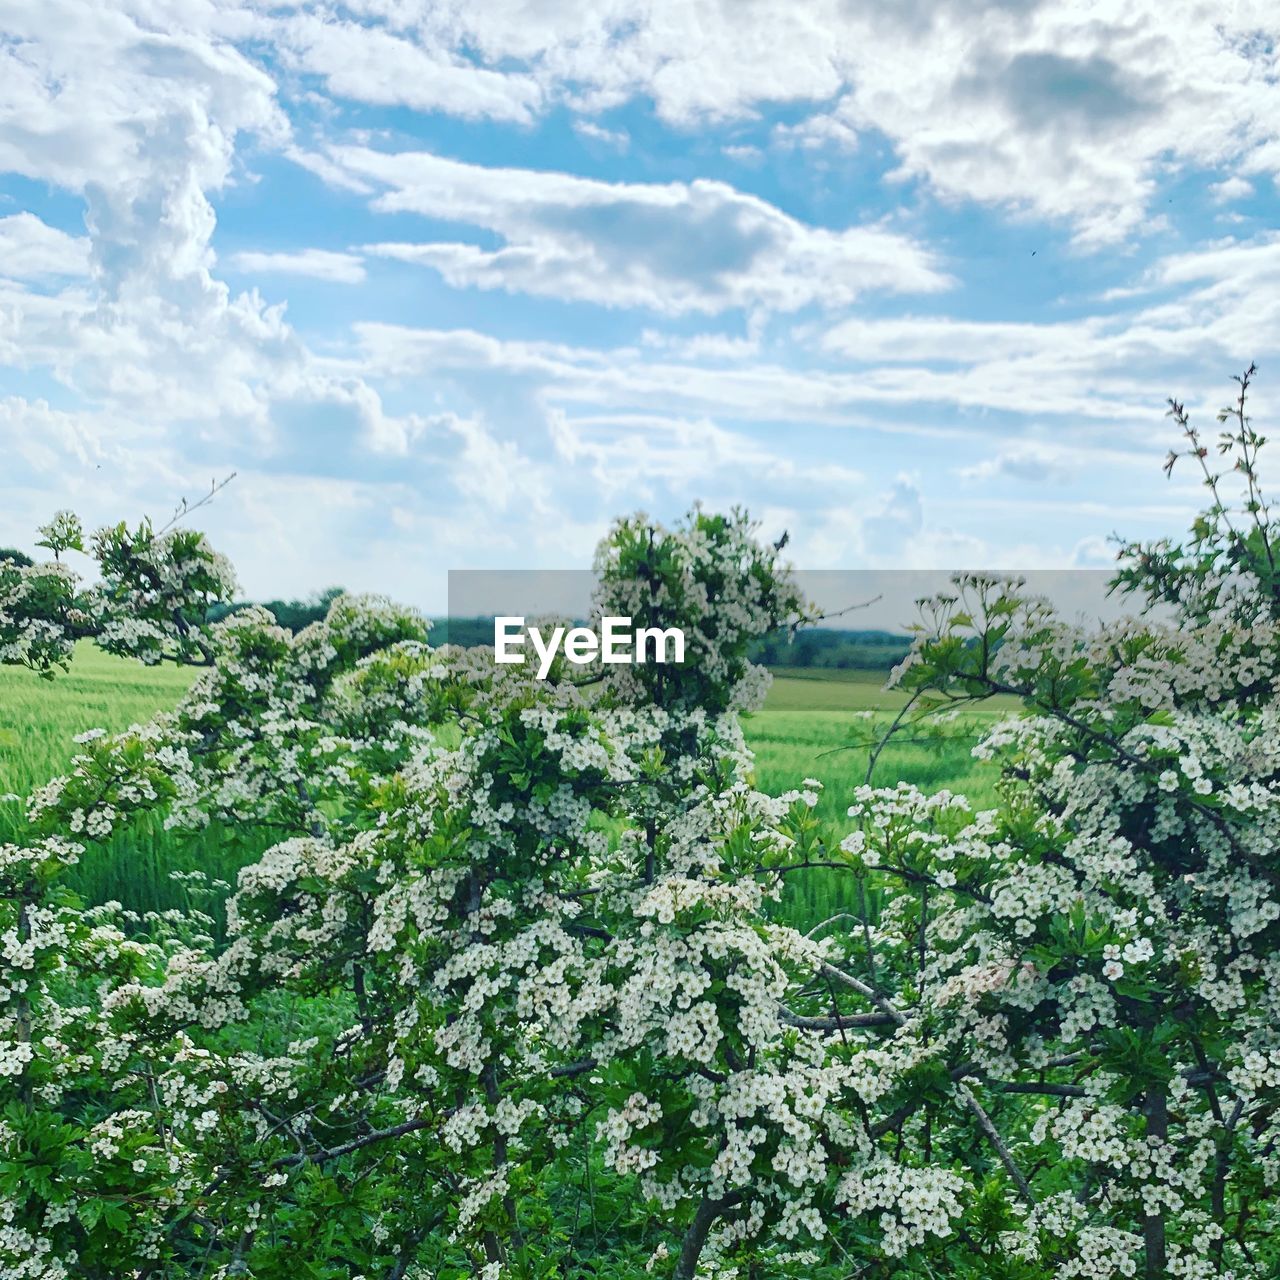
[573,120,630,151]
[230,249,367,284]
[350,147,951,314]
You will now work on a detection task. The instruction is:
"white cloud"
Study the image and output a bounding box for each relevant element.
[0,0,295,423]
[270,14,543,123]
[1072,535,1118,568]
[1150,233,1280,288]
[772,114,858,153]
[822,315,1096,365]
[638,329,760,360]
[349,322,619,383]
[230,248,367,284]
[5,2,1262,258]
[346,146,951,314]
[0,211,90,281]
[373,0,847,126]
[347,214,1280,461]
[816,237,1280,422]
[861,474,923,561]
[349,317,1150,430]
[958,442,1083,485]
[1,0,1277,596]
[0,213,89,279]
[573,120,630,150]
[0,396,108,478]
[0,393,243,562]
[795,474,1002,571]
[1209,176,1255,204]
[549,410,864,504]
[0,4,284,195]
[281,0,1280,244]
[283,145,375,196]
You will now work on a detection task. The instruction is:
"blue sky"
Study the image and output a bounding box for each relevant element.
[1,1,1278,609]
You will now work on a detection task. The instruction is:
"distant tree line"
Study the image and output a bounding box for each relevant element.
[2,546,914,669]
[751,625,912,671]
[434,617,912,671]
[207,586,347,632]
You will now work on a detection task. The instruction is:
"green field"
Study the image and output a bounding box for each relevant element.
[746,669,1016,924]
[0,650,1017,930]
[0,645,248,922]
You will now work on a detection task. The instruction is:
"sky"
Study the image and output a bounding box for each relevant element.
[1,0,1278,611]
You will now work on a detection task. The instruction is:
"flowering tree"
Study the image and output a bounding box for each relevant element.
[864,365,1280,1279]
[1,371,1278,1278]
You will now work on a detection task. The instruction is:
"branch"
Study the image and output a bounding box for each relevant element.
[154,471,238,536]
[777,1004,900,1032]
[957,1083,1037,1206]
[551,1058,599,1080]
[273,1117,432,1167]
[807,594,883,626]
[674,1191,745,1280]
[991,1081,1087,1099]
[818,961,909,1027]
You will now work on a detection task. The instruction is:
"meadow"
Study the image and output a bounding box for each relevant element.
[0,647,1016,930]
[0,644,252,925]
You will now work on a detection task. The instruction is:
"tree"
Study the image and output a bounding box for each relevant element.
[0,370,1277,1279]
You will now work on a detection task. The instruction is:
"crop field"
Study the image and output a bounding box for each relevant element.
[0,648,1015,931]
[747,668,1017,925]
[0,644,251,924]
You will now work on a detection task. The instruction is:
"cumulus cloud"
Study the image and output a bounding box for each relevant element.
[1,396,109,478]
[1150,233,1280,288]
[345,215,1276,490]
[253,1,1280,243]
[1,0,1277,594]
[821,315,1094,365]
[0,4,285,195]
[549,410,864,504]
[0,3,486,491]
[771,114,859,153]
[346,147,951,314]
[348,314,1159,430]
[1209,177,1255,204]
[861,474,925,561]
[0,0,296,422]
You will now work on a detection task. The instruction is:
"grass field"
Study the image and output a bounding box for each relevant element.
[0,645,245,922]
[0,650,1018,930]
[747,669,1016,924]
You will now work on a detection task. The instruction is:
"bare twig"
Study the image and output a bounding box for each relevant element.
[155,472,238,536]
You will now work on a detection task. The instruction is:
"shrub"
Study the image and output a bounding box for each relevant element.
[0,371,1276,1279]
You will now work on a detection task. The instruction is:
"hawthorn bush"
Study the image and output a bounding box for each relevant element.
[0,371,1277,1279]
